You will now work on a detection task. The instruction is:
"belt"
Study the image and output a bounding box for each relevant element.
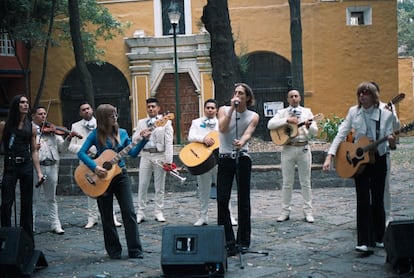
[40,159,56,166]
[219,151,248,159]
[143,148,159,153]
[8,157,29,164]
[286,141,308,147]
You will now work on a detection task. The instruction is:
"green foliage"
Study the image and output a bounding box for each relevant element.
[1,0,128,61]
[398,0,414,56]
[56,0,129,61]
[318,114,344,143]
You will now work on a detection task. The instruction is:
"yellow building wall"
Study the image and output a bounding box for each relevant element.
[398,57,414,125]
[29,0,404,131]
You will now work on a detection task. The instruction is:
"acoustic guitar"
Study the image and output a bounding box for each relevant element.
[74,113,174,198]
[334,121,414,178]
[346,93,405,143]
[270,113,324,145]
[179,131,219,175]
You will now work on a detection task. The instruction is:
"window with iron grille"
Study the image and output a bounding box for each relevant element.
[0,31,15,56]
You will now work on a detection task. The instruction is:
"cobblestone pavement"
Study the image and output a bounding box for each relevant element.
[13,138,414,277]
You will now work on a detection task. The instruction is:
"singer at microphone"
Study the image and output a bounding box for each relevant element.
[216,83,259,257]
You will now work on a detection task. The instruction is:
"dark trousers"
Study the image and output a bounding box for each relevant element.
[1,159,34,245]
[354,153,387,247]
[217,156,251,247]
[97,170,143,257]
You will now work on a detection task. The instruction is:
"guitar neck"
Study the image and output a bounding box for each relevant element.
[362,130,401,153]
[297,118,314,128]
[111,141,138,165]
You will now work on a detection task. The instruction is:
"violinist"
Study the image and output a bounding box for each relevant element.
[31,106,76,234]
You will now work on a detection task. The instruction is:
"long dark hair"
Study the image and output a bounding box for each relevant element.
[95,104,119,149]
[3,94,32,146]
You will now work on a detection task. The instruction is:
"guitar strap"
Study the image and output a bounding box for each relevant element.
[376,109,381,141]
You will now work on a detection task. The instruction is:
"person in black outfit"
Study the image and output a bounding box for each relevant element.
[217,83,259,256]
[0,94,44,245]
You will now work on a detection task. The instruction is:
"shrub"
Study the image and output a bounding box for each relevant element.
[318,114,344,143]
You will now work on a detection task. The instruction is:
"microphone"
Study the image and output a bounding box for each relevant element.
[234,100,240,106]
[8,134,15,149]
[36,175,47,188]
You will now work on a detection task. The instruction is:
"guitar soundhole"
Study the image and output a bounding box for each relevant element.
[285,126,292,136]
[356,148,364,157]
[103,162,112,171]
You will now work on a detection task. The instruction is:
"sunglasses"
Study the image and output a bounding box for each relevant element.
[358,89,371,96]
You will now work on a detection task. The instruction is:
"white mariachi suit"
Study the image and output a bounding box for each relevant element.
[379,101,400,224]
[267,106,318,217]
[68,118,99,224]
[133,116,174,219]
[188,117,218,223]
[33,123,69,231]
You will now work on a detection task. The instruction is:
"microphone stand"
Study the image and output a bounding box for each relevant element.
[233,104,244,268]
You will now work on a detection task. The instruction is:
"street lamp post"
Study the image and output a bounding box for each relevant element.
[168,10,181,144]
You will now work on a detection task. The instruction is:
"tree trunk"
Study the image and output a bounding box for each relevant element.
[68,0,95,109]
[289,0,305,105]
[33,0,57,108]
[202,0,240,106]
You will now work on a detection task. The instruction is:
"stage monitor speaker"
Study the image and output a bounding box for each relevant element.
[161,225,227,276]
[384,220,414,271]
[0,227,48,278]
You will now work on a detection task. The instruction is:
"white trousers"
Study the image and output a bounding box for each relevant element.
[33,163,62,230]
[196,166,217,220]
[137,152,166,217]
[87,196,99,222]
[281,145,313,215]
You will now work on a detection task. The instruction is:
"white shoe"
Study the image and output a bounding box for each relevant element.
[277,214,290,222]
[114,216,122,227]
[155,213,166,222]
[375,242,384,248]
[52,227,65,235]
[230,215,238,226]
[305,214,314,223]
[194,218,207,226]
[84,220,97,229]
[355,245,371,253]
[137,214,145,224]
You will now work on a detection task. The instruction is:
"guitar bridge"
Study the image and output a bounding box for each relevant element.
[85,173,96,185]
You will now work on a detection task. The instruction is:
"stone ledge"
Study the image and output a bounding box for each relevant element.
[55,151,353,196]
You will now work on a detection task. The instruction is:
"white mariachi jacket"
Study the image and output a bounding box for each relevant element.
[133,115,174,163]
[68,117,97,155]
[267,105,318,141]
[188,117,218,143]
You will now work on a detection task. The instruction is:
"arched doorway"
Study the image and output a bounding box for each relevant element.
[241,51,292,141]
[155,72,198,144]
[60,62,132,134]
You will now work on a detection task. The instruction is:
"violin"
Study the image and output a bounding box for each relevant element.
[41,122,83,139]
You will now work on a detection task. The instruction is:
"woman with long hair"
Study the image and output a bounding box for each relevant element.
[78,104,149,259]
[0,94,43,245]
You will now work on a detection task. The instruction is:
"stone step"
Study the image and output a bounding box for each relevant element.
[56,151,353,196]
